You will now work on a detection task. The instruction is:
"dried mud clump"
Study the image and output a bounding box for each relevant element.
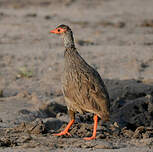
[105,79,153,129]
[132,126,153,139]
[0,120,46,147]
[113,96,153,129]
[0,137,17,147]
[10,119,46,134]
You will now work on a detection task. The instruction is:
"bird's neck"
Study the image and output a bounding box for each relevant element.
[63,31,75,49]
[64,46,86,68]
[63,31,85,67]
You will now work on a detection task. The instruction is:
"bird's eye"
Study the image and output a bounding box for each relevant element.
[58,29,61,32]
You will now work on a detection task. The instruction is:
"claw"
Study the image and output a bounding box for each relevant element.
[53,131,72,136]
[53,119,74,137]
[83,136,96,140]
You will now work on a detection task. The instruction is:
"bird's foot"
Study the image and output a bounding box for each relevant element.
[83,136,96,140]
[53,131,71,136]
[53,119,74,137]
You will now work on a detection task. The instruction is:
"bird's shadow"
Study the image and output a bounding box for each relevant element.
[72,79,153,130]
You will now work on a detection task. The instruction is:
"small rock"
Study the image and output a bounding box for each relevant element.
[77,40,95,46]
[0,118,3,122]
[133,126,145,138]
[17,91,31,98]
[113,122,119,128]
[0,90,3,97]
[135,126,145,133]
[28,119,46,134]
[97,134,107,139]
[40,1,51,6]
[122,128,134,138]
[95,143,113,149]
[98,21,125,28]
[113,129,120,137]
[22,142,38,148]
[44,15,52,20]
[140,138,153,146]
[142,132,150,139]
[17,134,32,143]
[0,12,4,16]
[44,118,65,131]
[18,109,31,115]
[25,13,37,18]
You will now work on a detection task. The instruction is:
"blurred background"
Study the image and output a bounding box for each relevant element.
[0,0,153,81]
[1,0,153,95]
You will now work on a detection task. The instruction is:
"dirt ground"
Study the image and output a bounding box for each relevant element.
[0,0,153,151]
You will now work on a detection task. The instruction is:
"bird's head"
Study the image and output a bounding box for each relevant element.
[50,24,71,35]
[50,24,74,48]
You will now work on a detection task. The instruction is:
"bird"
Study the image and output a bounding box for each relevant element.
[50,24,110,140]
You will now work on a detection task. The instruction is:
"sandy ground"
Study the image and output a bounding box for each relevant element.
[0,0,153,151]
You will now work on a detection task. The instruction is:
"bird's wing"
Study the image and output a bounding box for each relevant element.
[79,68,110,111]
[63,66,110,114]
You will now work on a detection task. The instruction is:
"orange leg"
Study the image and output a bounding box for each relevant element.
[53,119,74,136]
[84,115,98,140]
[53,110,75,136]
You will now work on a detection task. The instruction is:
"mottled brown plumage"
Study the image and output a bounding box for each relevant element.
[50,24,110,140]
